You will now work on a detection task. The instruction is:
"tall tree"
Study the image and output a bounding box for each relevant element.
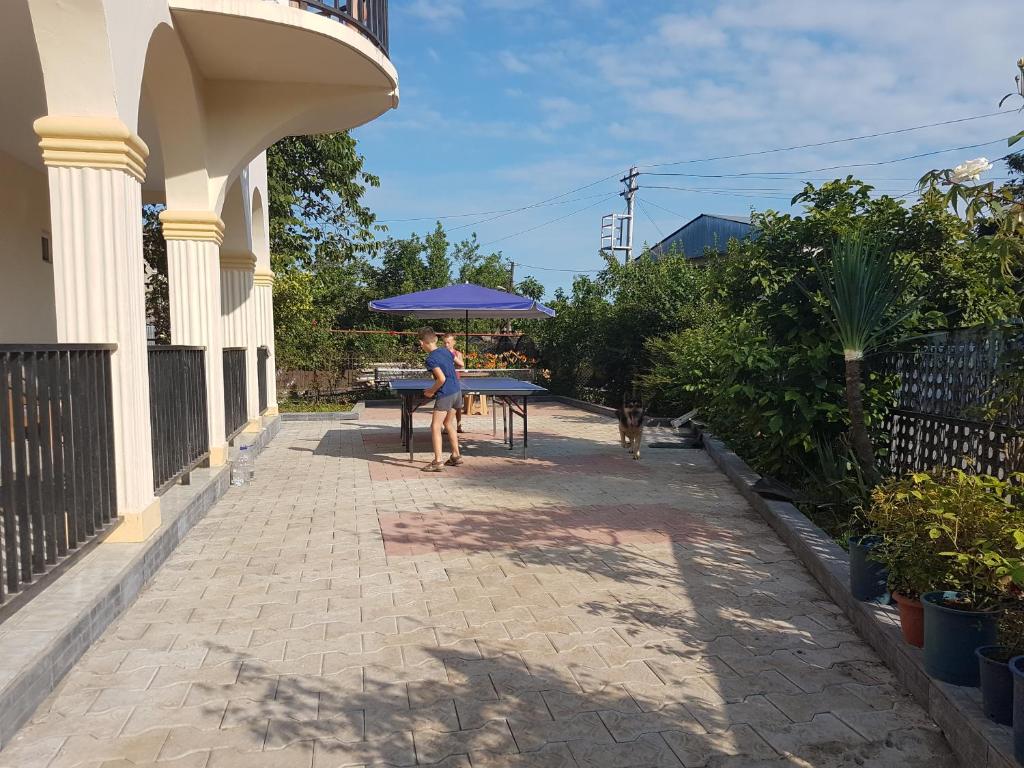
[807,231,919,481]
[142,204,170,344]
[516,276,545,301]
[452,234,511,289]
[268,133,381,269]
[268,133,383,378]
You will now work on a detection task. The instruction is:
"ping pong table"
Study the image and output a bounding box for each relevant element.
[390,378,548,461]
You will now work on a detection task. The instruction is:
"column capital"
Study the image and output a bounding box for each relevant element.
[159,210,225,245]
[34,115,149,183]
[253,269,276,287]
[221,252,257,271]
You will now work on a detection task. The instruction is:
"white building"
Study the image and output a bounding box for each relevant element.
[0,1,397,560]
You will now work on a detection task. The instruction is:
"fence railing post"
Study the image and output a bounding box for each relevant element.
[0,344,118,611]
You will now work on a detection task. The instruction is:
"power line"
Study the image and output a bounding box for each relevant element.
[643,185,794,201]
[372,111,1015,231]
[374,191,613,224]
[640,139,1006,179]
[449,173,621,234]
[640,109,1019,169]
[642,198,687,219]
[637,199,665,239]
[513,261,604,274]
[478,195,617,247]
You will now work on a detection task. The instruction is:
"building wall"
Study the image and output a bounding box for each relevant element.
[653,215,754,260]
[0,149,55,342]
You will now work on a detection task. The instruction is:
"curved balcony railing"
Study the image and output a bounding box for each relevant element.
[289,0,389,56]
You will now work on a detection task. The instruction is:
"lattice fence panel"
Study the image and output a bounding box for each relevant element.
[875,327,1023,478]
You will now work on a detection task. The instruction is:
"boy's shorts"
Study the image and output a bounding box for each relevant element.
[434,391,464,412]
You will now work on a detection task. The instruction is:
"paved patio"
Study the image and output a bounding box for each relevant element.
[0,403,955,767]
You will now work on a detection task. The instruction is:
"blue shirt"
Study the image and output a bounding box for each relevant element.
[425,348,460,397]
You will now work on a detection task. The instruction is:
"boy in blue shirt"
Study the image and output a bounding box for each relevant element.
[417,327,464,472]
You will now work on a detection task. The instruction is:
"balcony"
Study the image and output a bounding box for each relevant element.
[169,0,398,125]
[289,0,389,56]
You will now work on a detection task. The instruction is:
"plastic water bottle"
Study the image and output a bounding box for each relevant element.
[231,446,253,487]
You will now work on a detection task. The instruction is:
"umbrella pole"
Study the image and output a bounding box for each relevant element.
[464,311,469,358]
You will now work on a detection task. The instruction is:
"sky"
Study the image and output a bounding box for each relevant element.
[353,0,1024,297]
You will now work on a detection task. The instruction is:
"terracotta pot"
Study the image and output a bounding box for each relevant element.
[893,591,924,647]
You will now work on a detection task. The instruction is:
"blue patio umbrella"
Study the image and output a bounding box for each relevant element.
[368,283,555,354]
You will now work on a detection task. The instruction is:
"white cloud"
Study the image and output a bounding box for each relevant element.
[407,0,463,28]
[657,16,728,48]
[539,96,591,130]
[498,51,531,74]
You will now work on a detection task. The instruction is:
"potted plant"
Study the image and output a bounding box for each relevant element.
[863,475,950,646]
[913,469,1024,686]
[848,531,889,603]
[978,607,1024,725]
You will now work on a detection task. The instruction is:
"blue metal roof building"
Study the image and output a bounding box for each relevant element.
[649,213,755,260]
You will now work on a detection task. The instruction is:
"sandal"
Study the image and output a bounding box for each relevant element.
[444,455,464,467]
[421,460,444,473]
[457,426,466,433]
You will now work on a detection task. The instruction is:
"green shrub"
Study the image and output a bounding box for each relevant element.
[866,469,1024,608]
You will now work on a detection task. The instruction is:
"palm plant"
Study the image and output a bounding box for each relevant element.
[808,231,920,482]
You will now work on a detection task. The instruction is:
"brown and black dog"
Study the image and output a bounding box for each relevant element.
[617,393,645,460]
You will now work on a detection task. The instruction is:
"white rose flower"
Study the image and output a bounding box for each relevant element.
[949,157,992,183]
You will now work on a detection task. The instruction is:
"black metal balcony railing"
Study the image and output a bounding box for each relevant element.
[291,0,389,55]
[148,347,209,495]
[0,345,117,608]
[223,348,248,440]
[257,346,270,414]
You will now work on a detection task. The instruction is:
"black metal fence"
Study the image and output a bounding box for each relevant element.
[148,347,208,494]
[877,327,1024,479]
[223,348,248,440]
[257,346,269,414]
[291,0,388,54]
[0,345,117,605]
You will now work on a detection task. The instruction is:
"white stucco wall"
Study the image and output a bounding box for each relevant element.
[0,149,56,342]
[248,152,271,270]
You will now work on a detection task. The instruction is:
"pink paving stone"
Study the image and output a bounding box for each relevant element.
[364,450,652,482]
[379,503,736,556]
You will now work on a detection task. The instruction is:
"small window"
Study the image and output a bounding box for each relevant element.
[41,233,51,263]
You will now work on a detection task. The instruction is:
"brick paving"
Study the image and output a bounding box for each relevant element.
[0,403,956,767]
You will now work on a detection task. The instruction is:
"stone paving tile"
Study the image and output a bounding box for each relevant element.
[0,405,956,767]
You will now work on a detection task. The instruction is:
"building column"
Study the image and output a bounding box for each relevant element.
[34,115,160,542]
[221,254,261,432]
[160,211,229,466]
[254,268,279,415]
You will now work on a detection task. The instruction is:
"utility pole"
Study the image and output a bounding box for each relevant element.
[600,166,639,265]
[621,166,638,264]
[508,260,516,292]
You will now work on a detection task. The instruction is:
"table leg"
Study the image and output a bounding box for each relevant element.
[408,396,415,462]
[523,396,528,459]
[492,401,497,436]
[400,397,408,449]
[508,399,514,451]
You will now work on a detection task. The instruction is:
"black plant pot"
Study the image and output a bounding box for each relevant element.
[1010,657,1024,762]
[922,592,1000,686]
[977,645,1013,725]
[848,535,888,602]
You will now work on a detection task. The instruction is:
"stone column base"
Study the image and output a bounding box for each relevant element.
[244,418,262,434]
[209,444,229,467]
[106,498,162,543]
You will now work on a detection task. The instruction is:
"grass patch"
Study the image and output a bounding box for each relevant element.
[279,397,355,413]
